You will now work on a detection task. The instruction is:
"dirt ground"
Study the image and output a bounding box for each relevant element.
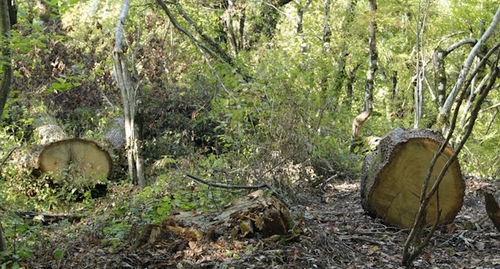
[28,174,500,269]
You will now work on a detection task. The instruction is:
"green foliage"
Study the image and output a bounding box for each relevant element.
[1,0,500,266]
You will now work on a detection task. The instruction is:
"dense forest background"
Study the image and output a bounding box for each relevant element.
[0,0,499,268]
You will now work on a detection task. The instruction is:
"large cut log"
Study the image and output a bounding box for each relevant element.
[39,138,113,184]
[361,128,465,228]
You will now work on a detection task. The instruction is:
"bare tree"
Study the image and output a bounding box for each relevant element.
[113,0,145,188]
[413,0,431,128]
[437,6,500,132]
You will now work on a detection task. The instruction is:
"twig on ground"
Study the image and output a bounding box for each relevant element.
[0,147,17,169]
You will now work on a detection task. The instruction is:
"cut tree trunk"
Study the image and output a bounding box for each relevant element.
[360,128,465,228]
[39,138,112,183]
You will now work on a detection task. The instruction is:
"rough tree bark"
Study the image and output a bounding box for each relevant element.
[350,0,376,152]
[0,0,12,122]
[361,128,465,228]
[438,6,500,132]
[114,0,145,188]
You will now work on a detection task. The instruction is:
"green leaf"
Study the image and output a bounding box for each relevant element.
[11,262,19,269]
[53,248,64,260]
[18,9,27,19]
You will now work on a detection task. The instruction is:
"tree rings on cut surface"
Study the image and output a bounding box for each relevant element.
[360,128,465,228]
[39,138,113,181]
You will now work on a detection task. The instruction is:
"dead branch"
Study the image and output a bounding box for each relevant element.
[186,173,290,208]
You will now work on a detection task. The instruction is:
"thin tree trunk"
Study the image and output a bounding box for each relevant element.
[438,6,500,132]
[346,63,361,111]
[414,0,430,128]
[296,0,311,53]
[350,0,377,152]
[114,0,145,188]
[0,0,11,252]
[224,0,238,57]
[433,38,476,113]
[296,0,311,34]
[0,0,12,122]
[433,47,446,111]
[7,0,16,26]
[0,217,5,252]
[319,0,331,96]
[322,0,331,51]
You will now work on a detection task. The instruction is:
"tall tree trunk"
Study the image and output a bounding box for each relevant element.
[346,63,361,111]
[438,6,500,132]
[296,0,311,53]
[224,0,238,57]
[113,0,145,189]
[322,0,331,51]
[0,0,11,252]
[350,0,377,152]
[296,0,311,34]
[7,0,16,26]
[0,0,12,122]
[332,0,358,95]
[433,38,476,118]
[433,47,447,111]
[319,0,331,96]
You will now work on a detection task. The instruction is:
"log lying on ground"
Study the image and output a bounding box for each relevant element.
[39,138,113,183]
[132,190,299,251]
[17,211,83,225]
[361,128,465,228]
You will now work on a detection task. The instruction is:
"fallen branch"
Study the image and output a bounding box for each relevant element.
[16,211,83,225]
[186,173,290,208]
[0,147,17,169]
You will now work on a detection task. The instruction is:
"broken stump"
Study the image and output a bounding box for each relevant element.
[360,128,465,228]
[132,189,299,252]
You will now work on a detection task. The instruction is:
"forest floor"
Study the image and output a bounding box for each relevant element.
[26,174,500,269]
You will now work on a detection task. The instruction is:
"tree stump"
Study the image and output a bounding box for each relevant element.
[39,138,113,184]
[360,128,465,228]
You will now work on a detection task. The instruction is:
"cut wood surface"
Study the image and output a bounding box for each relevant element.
[361,128,465,228]
[39,138,112,181]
